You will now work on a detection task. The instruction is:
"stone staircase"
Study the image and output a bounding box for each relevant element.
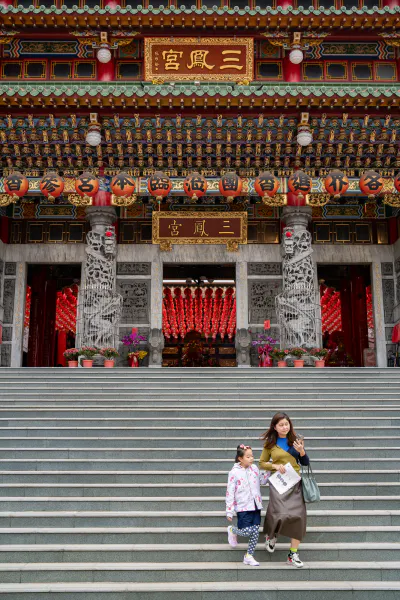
[0,367,400,599]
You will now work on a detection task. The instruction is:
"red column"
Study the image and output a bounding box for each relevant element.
[0,216,9,243]
[103,0,120,6]
[276,0,293,6]
[283,56,301,82]
[57,331,67,367]
[97,58,115,82]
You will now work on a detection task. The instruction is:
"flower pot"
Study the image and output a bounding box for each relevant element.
[277,361,287,368]
[128,355,139,368]
[82,359,93,368]
[68,361,78,368]
[314,359,325,368]
[104,359,115,368]
[293,359,304,368]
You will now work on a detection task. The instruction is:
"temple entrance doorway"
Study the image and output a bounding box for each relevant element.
[317,264,375,367]
[162,263,237,367]
[23,264,81,367]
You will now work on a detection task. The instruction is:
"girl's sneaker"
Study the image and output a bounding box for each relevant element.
[287,551,304,568]
[265,536,277,553]
[227,525,238,547]
[243,553,260,566]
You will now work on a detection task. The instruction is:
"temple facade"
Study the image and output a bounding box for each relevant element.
[0,0,399,368]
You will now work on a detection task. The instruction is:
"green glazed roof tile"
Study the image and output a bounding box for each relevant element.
[1,81,400,98]
[1,5,399,15]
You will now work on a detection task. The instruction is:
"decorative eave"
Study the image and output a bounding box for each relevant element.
[1,82,399,110]
[0,6,399,32]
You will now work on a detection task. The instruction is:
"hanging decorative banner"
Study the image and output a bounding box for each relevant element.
[152,211,247,252]
[144,37,254,83]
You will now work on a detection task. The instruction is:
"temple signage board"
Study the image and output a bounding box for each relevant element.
[152,211,247,251]
[144,37,253,83]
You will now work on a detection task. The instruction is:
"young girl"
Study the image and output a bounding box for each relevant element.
[259,412,310,568]
[226,444,263,566]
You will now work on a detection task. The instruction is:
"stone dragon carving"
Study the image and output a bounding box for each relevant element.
[80,226,122,348]
[275,226,318,348]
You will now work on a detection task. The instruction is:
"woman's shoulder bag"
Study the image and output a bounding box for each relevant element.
[301,464,320,503]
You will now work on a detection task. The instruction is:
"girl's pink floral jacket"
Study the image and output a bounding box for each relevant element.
[226,462,263,518]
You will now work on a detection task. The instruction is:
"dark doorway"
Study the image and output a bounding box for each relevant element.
[24,264,81,367]
[317,264,374,367]
[162,263,236,367]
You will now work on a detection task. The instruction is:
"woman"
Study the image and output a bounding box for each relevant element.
[259,412,310,568]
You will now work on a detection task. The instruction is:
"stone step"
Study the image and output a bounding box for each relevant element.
[0,438,397,451]
[0,561,399,584]
[0,482,397,498]
[0,457,393,471]
[0,496,398,511]
[1,510,399,528]
[1,542,399,564]
[2,417,400,427]
[2,406,400,418]
[1,426,399,437]
[0,581,398,600]
[0,526,398,545]
[0,443,397,458]
[0,469,397,484]
[3,399,400,407]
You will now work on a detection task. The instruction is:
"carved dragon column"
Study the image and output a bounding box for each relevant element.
[276,205,321,349]
[76,206,122,349]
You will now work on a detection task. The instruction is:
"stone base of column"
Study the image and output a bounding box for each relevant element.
[148,328,165,367]
[235,328,252,367]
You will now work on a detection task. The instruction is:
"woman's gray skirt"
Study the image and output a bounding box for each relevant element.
[263,480,307,541]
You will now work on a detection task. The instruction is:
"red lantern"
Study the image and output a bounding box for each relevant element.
[324,170,349,199]
[288,171,312,198]
[40,172,64,202]
[219,172,243,203]
[147,171,172,202]
[75,172,99,198]
[4,172,29,201]
[111,172,136,197]
[394,173,400,194]
[183,172,207,201]
[255,172,279,200]
[359,170,384,198]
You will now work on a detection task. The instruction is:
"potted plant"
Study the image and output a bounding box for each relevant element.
[121,331,148,368]
[251,333,278,368]
[78,346,98,368]
[309,348,328,368]
[100,347,119,368]
[289,347,307,368]
[270,348,289,368]
[63,348,79,368]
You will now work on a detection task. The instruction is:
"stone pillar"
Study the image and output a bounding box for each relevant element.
[149,257,164,367]
[371,262,387,367]
[77,206,121,349]
[10,262,27,367]
[235,261,251,367]
[277,205,319,348]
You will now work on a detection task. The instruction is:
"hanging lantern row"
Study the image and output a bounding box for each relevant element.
[0,170,398,208]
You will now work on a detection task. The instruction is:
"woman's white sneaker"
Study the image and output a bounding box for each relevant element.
[265,536,277,553]
[287,551,304,568]
[227,525,238,547]
[243,553,260,566]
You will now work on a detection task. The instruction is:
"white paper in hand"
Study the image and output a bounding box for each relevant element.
[268,463,301,495]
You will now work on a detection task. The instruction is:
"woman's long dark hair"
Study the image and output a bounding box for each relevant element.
[260,412,297,449]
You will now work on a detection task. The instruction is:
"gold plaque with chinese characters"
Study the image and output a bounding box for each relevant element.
[152,211,248,251]
[144,38,253,83]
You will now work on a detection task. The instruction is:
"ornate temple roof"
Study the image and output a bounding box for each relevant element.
[1,82,399,109]
[0,5,398,30]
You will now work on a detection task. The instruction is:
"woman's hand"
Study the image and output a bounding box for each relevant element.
[273,464,286,474]
[293,440,305,457]
[227,516,233,522]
